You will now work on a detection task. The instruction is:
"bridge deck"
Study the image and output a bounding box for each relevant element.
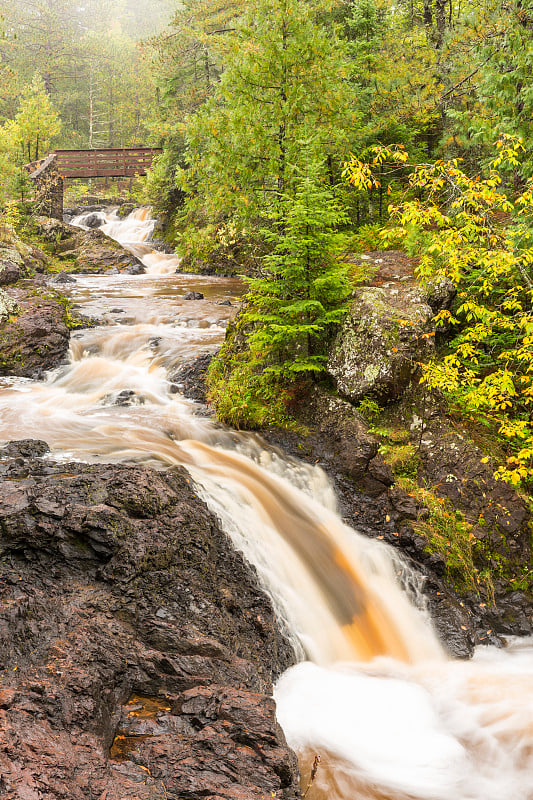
[53,147,162,178]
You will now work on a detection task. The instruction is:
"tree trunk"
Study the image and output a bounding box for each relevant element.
[435,0,446,48]
[277,15,288,203]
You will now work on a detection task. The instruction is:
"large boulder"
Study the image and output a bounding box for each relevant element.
[0,225,47,283]
[0,258,21,286]
[0,451,299,800]
[327,278,454,404]
[0,281,70,377]
[33,216,144,274]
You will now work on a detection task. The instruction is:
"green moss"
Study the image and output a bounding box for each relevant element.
[396,476,533,600]
[387,428,411,445]
[470,517,533,596]
[55,291,92,329]
[398,477,480,594]
[207,349,295,430]
[356,395,382,425]
[366,421,420,479]
[380,442,420,478]
[0,318,26,370]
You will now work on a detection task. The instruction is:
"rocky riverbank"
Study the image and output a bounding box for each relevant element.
[0,442,299,800]
[0,226,72,378]
[0,209,150,378]
[0,215,302,800]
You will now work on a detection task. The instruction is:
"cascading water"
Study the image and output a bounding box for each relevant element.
[1,207,532,800]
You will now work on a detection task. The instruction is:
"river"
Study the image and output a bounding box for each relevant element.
[1,206,532,800]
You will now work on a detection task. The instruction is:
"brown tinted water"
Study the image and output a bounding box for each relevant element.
[0,207,531,800]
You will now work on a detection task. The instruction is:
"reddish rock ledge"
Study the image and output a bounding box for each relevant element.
[0,444,299,800]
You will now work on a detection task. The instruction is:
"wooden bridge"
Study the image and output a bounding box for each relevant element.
[53,147,162,179]
[24,147,163,219]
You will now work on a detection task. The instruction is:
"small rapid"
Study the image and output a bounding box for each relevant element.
[1,207,532,800]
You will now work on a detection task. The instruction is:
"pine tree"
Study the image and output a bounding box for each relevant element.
[441,0,533,180]
[245,158,351,379]
[207,157,352,427]
[180,0,354,236]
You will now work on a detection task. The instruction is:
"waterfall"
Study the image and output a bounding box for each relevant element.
[1,206,531,800]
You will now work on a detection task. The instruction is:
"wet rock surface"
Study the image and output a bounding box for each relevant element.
[33,216,144,274]
[171,353,213,404]
[0,447,299,800]
[416,417,530,561]
[0,279,70,378]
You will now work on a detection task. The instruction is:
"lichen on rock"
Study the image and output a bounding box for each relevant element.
[0,288,18,323]
[327,284,439,404]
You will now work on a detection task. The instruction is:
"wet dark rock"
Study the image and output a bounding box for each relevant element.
[218,299,232,306]
[0,259,21,286]
[0,456,298,800]
[0,281,70,378]
[0,439,50,458]
[387,485,420,520]
[184,291,204,300]
[170,353,213,404]
[81,212,104,229]
[33,216,144,274]
[114,389,137,405]
[50,272,76,284]
[127,263,145,275]
[424,578,476,658]
[150,239,174,253]
[414,417,531,562]
[297,389,394,496]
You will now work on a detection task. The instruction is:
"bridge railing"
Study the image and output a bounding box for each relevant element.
[53,147,162,178]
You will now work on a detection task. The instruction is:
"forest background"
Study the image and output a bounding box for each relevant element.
[1,0,532,488]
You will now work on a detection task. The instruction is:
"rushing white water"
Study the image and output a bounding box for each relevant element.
[1,206,532,800]
[72,206,184,274]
